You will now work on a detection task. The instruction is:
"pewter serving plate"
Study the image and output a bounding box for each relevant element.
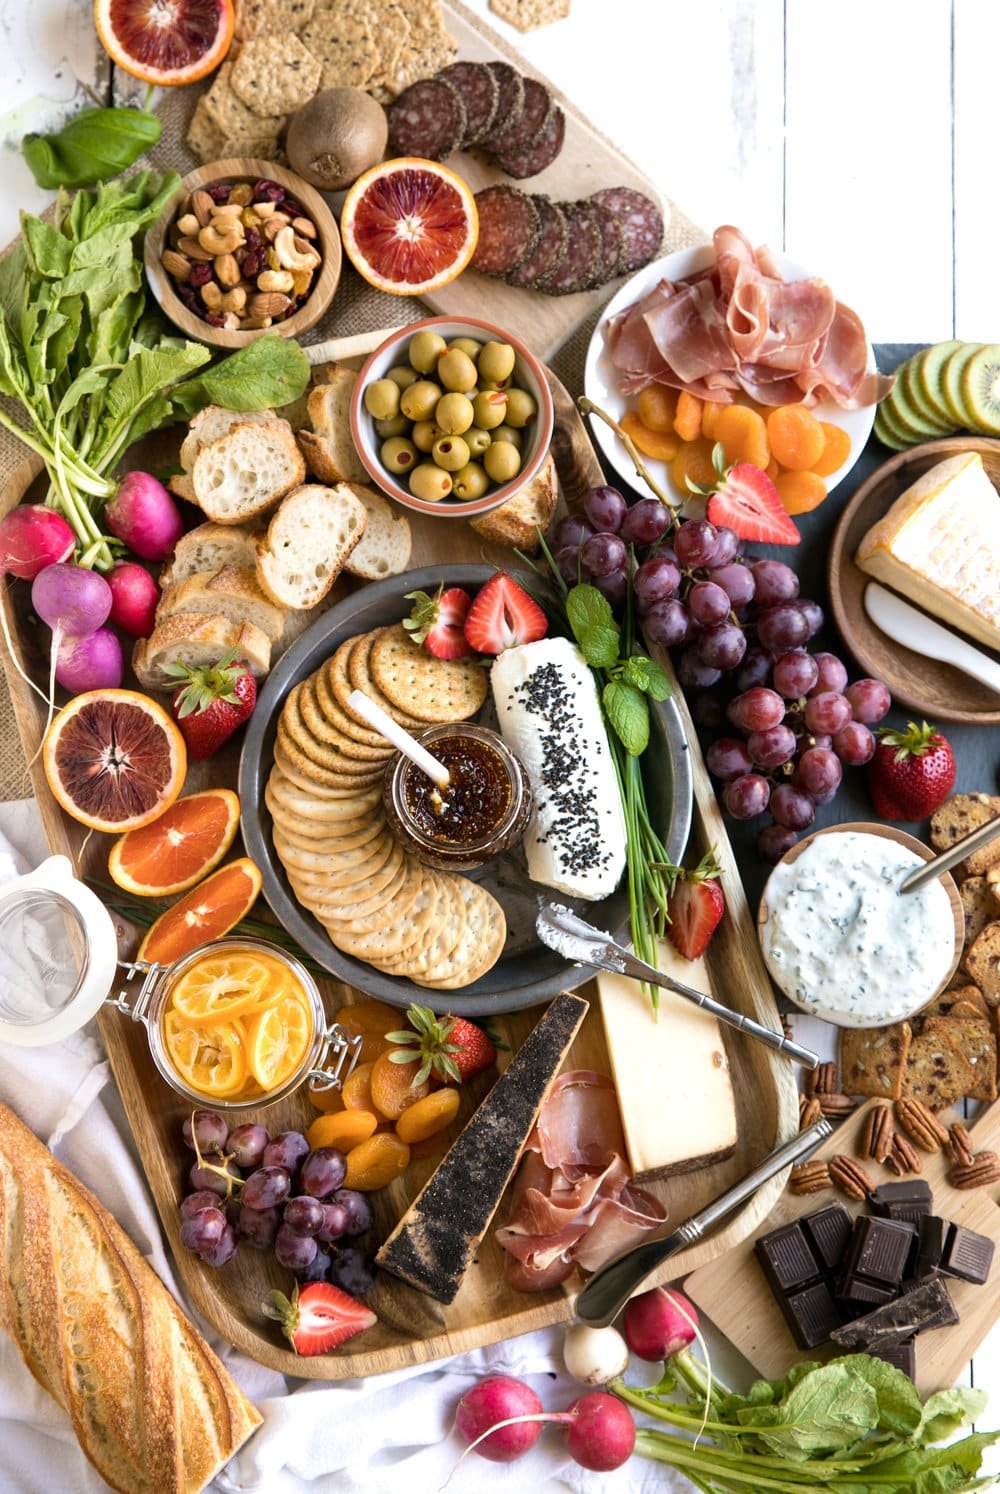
[239,565,693,1016]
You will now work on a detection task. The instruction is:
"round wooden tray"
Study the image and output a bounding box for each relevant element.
[828,435,1000,725]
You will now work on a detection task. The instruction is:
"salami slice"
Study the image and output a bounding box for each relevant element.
[505,196,569,289]
[588,201,626,287]
[387,77,468,161]
[536,202,602,296]
[480,62,526,150]
[471,186,541,277]
[437,61,500,147]
[494,104,565,180]
[487,76,553,154]
[589,187,665,273]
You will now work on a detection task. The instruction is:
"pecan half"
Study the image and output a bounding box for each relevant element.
[809,1061,839,1096]
[789,1160,831,1195]
[818,1093,855,1120]
[948,1123,976,1169]
[895,1097,949,1151]
[799,1094,823,1130]
[885,1134,922,1175]
[829,1154,873,1200]
[949,1150,1000,1190]
[858,1102,894,1163]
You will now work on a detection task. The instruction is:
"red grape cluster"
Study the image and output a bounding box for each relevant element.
[180,1109,375,1295]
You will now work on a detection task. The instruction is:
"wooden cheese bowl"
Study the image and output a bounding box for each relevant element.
[757,821,963,1027]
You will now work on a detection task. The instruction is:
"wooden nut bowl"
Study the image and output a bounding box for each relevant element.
[757,820,963,1028]
[143,157,341,350]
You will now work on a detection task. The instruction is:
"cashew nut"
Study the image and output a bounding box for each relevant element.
[176,212,200,237]
[221,312,241,330]
[200,281,223,310]
[219,286,248,314]
[252,201,277,218]
[212,203,245,220]
[198,221,244,255]
[214,253,242,287]
[257,268,295,293]
[274,224,320,271]
[240,315,274,330]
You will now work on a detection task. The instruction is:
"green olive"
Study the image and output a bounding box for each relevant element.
[491,424,522,450]
[448,336,482,359]
[452,461,489,501]
[363,378,401,420]
[477,340,516,384]
[408,330,447,373]
[374,413,409,438]
[387,363,419,391]
[436,348,478,394]
[478,376,512,392]
[431,435,471,472]
[472,389,507,430]
[411,419,442,452]
[435,391,474,435]
[504,387,537,428]
[400,379,442,422]
[381,436,418,474]
[484,440,522,483]
[465,425,492,457]
[409,462,453,501]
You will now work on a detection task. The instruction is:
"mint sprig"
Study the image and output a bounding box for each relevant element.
[564,584,672,757]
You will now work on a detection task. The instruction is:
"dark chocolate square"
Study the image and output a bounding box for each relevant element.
[848,1216,916,1285]
[782,1280,842,1349]
[870,1181,933,1224]
[831,1277,958,1350]
[916,1216,949,1278]
[802,1204,852,1273]
[940,1224,995,1285]
[871,1337,916,1381]
[755,1222,821,1294]
[836,1274,898,1307]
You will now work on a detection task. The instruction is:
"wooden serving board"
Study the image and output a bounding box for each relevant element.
[686,1098,1000,1397]
[0,330,795,1379]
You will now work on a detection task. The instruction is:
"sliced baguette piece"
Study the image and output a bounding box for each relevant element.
[167,470,197,504]
[133,613,271,690]
[298,368,368,484]
[157,565,286,643]
[158,522,257,590]
[343,482,412,579]
[191,420,305,523]
[469,451,559,551]
[179,405,278,473]
[254,484,367,609]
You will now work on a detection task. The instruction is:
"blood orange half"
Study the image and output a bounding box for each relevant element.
[340,158,478,296]
[108,788,241,897]
[43,689,187,834]
[137,857,262,964]
[94,0,235,86]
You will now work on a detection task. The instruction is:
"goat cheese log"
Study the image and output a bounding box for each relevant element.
[491,636,626,900]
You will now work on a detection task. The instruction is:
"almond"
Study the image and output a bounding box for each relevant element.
[161,249,192,281]
[248,291,292,319]
[191,189,214,227]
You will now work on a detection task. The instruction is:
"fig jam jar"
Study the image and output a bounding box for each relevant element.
[384,723,530,871]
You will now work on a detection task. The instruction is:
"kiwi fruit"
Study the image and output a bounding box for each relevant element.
[940,342,982,426]
[959,343,1000,433]
[893,359,953,435]
[286,88,388,191]
[874,398,915,452]
[909,339,961,426]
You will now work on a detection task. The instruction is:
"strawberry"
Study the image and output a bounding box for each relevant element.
[665,848,725,961]
[403,584,473,659]
[267,1282,376,1356]
[463,572,548,655]
[163,648,256,761]
[691,444,800,545]
[868,720,956,821]
[385,1003,498,1084]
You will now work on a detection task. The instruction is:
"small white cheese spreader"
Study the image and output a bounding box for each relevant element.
[864,581,1000,696]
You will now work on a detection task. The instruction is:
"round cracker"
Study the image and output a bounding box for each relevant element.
[273,741,383,799]
[267,767,383,814]
[417,881,507,988]
[332,867,441,959]
[286,838,403,896]
[276,725,386,790]
[283,685,389,776]
[299,677,391,763]
[274,826,395,878]
[343,628,426,729]
[314,661,391,747]
[380,872,466,977]
[265,784,386,846]
[370,624,487,723]
[310,859,416,926]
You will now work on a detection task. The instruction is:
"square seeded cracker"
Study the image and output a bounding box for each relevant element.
[230,35,322,117]
[204,62,287,143]
[901,1027,979,1110]
[365,3,411,95]
[489,0,571,32]
[235,0,316,38]
[930,793,1000,878]
[300,9,379,90]
[186,97,230,162]
[922,1015,998,1102]
[841,1022,912,1099]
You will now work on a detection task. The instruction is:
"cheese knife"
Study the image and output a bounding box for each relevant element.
[863,582,1000,696]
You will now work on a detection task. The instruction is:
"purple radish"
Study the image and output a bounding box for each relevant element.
[31,563,114,731]
[107,562,160,637]
[561,1391,635,1471]
[0,506,75,580]
[454,1376,544,1463]
[54,628,124,692]
[105,471,184,562]
[623,1286,699,1362]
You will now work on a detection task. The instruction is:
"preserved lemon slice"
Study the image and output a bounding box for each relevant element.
[169,954,273,1026]
[163,1011,247,1098]
[246,994,313,1093]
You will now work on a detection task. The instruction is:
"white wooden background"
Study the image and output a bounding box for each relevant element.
[1,0,999,1478]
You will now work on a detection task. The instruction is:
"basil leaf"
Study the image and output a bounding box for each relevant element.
[603,680,649,756]
[170,334,311,417]
[23,107,161,190]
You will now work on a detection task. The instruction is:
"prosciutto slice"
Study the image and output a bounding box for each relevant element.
[496,1071,665,1293]
[607,223,892,410]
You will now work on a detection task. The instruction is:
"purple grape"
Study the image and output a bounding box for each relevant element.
[677,649,722,690]
[747,724,797,769]
[845,678,891,724]
[620,497,672,546]
[770,784,816,830]
[582,532,627,578]
[331,1189,374,1237]
[796,746,843,800]
[182,1110,229,1154]
[227,1124,270,1169]
[642,598,690,647]
[242,1165,291,1210]
[690,691,725,729]
[772,650,819,698]
[706,737,754,781]
[199,1222,238,1267]
[758,823,799,863]
[275,1224,318,1272]
[188,1160,239,1197]
[238,1204,280,1249]
[688,580,731,625]
[723,773,771,820]
[263,1132,309,1173]
[810,652,848,695]
[709,526,741,566]
[328,1247,376,1296]
[833,721,876,766]
[181,1189,222,1220]
[712,562,755,608]
[675,518,718,567]
[554,515,594,550]
[797,599,824,638]
[804,692,852,735]
[727,687,785,733]
[634,554,681,609]
[583,484,627,533]
[758,603,809,652]
[180,1206,226,1252]
[697,623,747,671]
[735,646,772,692]
[300,1148,348,1199]
[318,1202,350,1243]
[284,1195,326,1237]
[594,568,628,610]
[554,545,586,587]
[298,1246,332,1283]
[751,559,799,607]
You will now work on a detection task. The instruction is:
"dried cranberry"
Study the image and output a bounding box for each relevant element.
[204,311,227,327]
[253,179,284,202]
[177,284,200,311]
[281,198,303,218]
[187,262,213,287]
[241,252,261,278]
[207,182,231,203]
[244,225,262,250]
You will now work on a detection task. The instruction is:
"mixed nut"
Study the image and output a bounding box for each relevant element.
[162,178,322,331]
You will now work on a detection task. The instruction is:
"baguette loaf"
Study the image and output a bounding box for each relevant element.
[297,369,367,485]
[192,421,305,523]
[343,483,412,580]
[133,613,272,690]
[158,523,257,591]
[0,1102,260,1493]
[158,565,287,643]
[254,484,366,609]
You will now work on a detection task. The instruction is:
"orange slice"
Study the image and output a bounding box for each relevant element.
[94,0,235,86]
[340,158,478,296]
[168,950,278,1026]
[246,992,313,1092]
[43,689,187,834]
[108,788,240,897]
[163,1010,247,1098]
[137,857,262,964]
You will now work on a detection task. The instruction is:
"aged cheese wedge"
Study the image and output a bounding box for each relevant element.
[854,452,1000,651]
[596,940,737,1179]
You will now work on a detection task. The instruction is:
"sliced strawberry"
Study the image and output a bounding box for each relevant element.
[666,850,725,961]
[464,572,548,655]
[267,1282,376,1356]
[403,585,473,659]
[705,463,800,546]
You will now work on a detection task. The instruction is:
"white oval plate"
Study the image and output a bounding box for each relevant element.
[583,245,878,506]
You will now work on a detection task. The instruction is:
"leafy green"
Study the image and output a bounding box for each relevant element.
[23,106,161,190]
[170,335,311,417]
[602,679,649,756]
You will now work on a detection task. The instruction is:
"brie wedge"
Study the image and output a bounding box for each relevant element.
[491,636,626,900]
[854,452,1000,651]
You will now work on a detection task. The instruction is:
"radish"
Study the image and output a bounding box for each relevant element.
[623,1287,699,1362]
[31,564,114,731]
[54,628,124,692]
[454,1376,543,1463]
[0,506,75,580]
[104,472,184,562]
[563,1323,629,1387]
[107,562,159,638]
[562,1391,635,1471]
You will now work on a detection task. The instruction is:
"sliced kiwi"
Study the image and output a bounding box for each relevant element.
[941,342,982,426]
[910,339,962,426]
[884,374,950,441]
[959,343,1000,433]
[874,398,916,452]
[897,359,954,433]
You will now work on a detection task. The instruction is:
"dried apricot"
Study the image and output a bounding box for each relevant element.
[670,437,717,491]
[395,1087,461,1144]
[700,401,726,439]
[334,999,401,1062]
[307,1109,378,1153]
[775,469,827,515]
[766,405,826,471]
[766,457,780,481]
[370,1048,431,1119]
[673,391,703,442]
[716,404,769,468]
[343,1133,411,1191]
[342,1061,377,1112]
[621,409,679,461]
[637,385,677,433]
[811,421,852,477]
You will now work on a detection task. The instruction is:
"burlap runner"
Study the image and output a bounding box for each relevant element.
[0,0,704,802]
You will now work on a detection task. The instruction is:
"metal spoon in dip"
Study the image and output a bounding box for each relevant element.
[899,809,1000,895]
